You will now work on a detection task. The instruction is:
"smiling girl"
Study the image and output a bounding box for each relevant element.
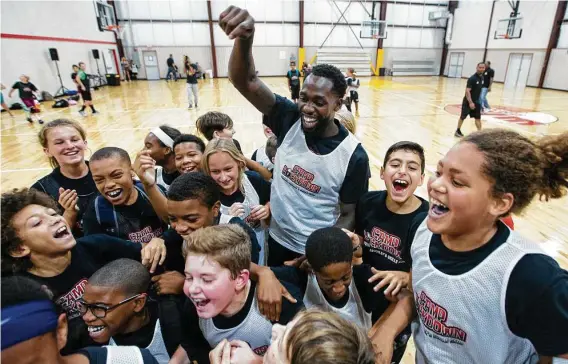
[371,129,568,363]
[201,138,271,265]
[32,119,98,237]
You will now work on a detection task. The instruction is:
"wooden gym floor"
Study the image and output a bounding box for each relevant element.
[1,76,567,361]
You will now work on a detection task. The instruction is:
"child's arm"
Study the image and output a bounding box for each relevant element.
[8,84,16,98]
[245,157,272,181]
[369,288,416,364]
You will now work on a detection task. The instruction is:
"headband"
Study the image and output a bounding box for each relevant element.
[1,300,58,350]
[151,127,174,148]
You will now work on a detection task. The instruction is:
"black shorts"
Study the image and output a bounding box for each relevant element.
[80,90,92,101]
[290,85,300,99]
[460,100,481,119]
[350,90,359,102]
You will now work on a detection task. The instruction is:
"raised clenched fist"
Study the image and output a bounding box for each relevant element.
[219,5,255,40]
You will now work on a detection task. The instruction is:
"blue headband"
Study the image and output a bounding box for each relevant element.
[1,300,58,350]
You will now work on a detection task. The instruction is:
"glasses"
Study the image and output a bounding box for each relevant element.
[77,294,143,319]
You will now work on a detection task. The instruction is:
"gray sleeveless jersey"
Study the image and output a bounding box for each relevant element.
[219,173,267,265]
[254,145,274,171]
[270,119,360,253]
[304,272,371,330]
[411,220,540,364]
[109,319,169,364]
[199,286,273,356]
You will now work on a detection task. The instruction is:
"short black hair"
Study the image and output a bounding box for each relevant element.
[167,172,220,208]
[265,135,278,161]
[305,227,352,272]
[1,188,60,274]
[155,125,182,148]
[195,111,234,141]
[91,147,131,164]
[311,64,347,98]
[477,62,486,66]
[383,141,426,174]
[173,134,206,153]
[72,64,78,68]
[1,275,54,308]
[88,259,150,296]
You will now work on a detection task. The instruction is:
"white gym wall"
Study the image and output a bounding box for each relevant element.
[543,4,568,90]
[116,0,450,78]
[446,0,567,91]
[1,0,119,104]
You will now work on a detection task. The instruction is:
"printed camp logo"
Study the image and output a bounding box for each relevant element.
[281,165,321,194]
[128,226,164,244]
[364,227,403,262]
[56,278,88,319]
[253,345,269,355]
[444,105,558,125]
[416,291,467,344]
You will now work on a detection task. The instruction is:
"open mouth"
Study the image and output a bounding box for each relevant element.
[53,225,71,239]
[302,114,318,130]
[87,325,107,339]
[192,298,211,309]
[181,165,196,173]
[106,189,122,200]
[392,179,409,193]
[430,198,449,216]
[63,150,80,157]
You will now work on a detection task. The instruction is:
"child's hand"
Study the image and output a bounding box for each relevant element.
[141,237,167,273]
[151,271,184,295]
[58,188,78,213]
[228,202,246,218]
[209,339,231,364]
[368,268,409,297]
[229,341,263,364]
[249,204,269,221]
[257,268,297,322]
[133,150,156,187]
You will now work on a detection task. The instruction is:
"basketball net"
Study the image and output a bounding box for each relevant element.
[106,25,122,39]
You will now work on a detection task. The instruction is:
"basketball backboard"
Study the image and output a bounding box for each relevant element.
[360,20,387,39]
[95,1,116,32]
[495,16,523,39]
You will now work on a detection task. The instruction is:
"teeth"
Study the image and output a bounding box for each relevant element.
[107,190,121,198]
[430,198,448,209]
[394,179,409,185]
[55,226,68,236]
[303,115,316,123]
[88,326,105,333]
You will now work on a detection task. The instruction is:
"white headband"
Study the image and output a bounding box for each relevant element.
[151,127,174,148]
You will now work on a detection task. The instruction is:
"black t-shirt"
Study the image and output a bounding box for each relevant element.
[32,163,99,238]
[271,264,389,318]
[179,280,304,361]
[264,94,370,204]
[483,67,495,87]
[286,70,301,87]
[220,171,271,207]
[83,186,167,244]
[409,214,568,356]
[160,168,180,187]
[161,215,261,271]
[355,191,429,272]
[464,73,484,103]
[186,63,198,84]
[12,81,37,99]
[112,302,159,348]
[20,235,142,353]
[71,72,78,83]
[167,57,174,67]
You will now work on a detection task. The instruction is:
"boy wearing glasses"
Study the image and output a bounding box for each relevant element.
[80,259,178,364]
